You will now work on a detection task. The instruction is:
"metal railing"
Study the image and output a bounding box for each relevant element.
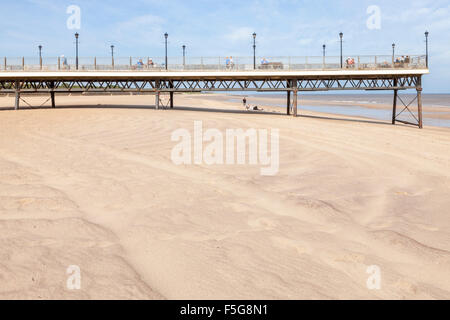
[1,55,427,72]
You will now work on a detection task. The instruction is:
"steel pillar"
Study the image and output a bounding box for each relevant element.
[155,91,160,110]
[287,80,291,115]
[49,82,56,108]
[170,81,174,109]
[392,78,398,125]
[417,77,423,129]
[155,80,160,110]
[292,80,298,117]
[14,80,20,110]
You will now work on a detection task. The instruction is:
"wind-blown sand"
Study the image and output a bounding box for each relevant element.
[0,93,449,300]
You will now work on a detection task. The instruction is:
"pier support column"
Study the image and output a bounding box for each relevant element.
[14,80,20,110]
[50,82,56,108]
[392,78,398,125]
[292,89,298,117]
[286,80,291,115]
[155,91,160,110]
[292,79,298,117]
[417,78,423,129]
[169,81,174,109]
[155,80,160,110]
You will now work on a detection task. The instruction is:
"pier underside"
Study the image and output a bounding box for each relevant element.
[0,70,428,128]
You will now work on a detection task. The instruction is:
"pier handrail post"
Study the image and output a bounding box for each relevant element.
[58,57,60,71]
[94,57,97,71]
[3,57,6,71]
[22,57,25,71]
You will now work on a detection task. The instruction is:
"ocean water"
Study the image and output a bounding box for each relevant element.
[227,93,450,128]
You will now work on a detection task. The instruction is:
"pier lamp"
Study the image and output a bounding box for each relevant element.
[75,32,79,70]
[182,45,186,67]
[111,45,115,69]
[425,31,429,68]
[38,45,43,70]
[339,32,343,68]
[322,44,326,58]
[253,32,257,70]
[164,33,168,70]
[392,43,395,62]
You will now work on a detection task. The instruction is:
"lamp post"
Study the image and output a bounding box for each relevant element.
[339,32,343,68]
[75,32,79,70]
[164,33,168,70]
[252,32,257,70]
[392,43,395,64]
[425,31,429,68]
[111,45,115,69]
[38,45,42,70]
[182,45,186,68]
[322,44,326,69]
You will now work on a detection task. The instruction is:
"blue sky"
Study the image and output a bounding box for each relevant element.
[0,0,449,92]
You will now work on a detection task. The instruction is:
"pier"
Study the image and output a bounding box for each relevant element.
[0,55,429,128]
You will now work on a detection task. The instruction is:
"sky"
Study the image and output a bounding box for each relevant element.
[0,0,449,92]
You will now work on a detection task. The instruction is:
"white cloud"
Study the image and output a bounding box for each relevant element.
[224,27,255,42]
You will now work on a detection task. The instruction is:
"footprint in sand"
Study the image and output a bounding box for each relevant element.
[270,236,310,255]
[247,217,278,231]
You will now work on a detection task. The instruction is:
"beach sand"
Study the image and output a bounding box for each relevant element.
[0,93,449,299]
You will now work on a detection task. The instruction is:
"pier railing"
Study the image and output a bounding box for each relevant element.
[1,55,427,72]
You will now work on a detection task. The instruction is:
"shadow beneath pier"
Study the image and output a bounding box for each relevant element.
[0,103,396,127]
[298,114,392,127]
[0,104,278,116]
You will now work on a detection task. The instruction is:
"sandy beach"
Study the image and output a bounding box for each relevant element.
[0,93,449,300]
